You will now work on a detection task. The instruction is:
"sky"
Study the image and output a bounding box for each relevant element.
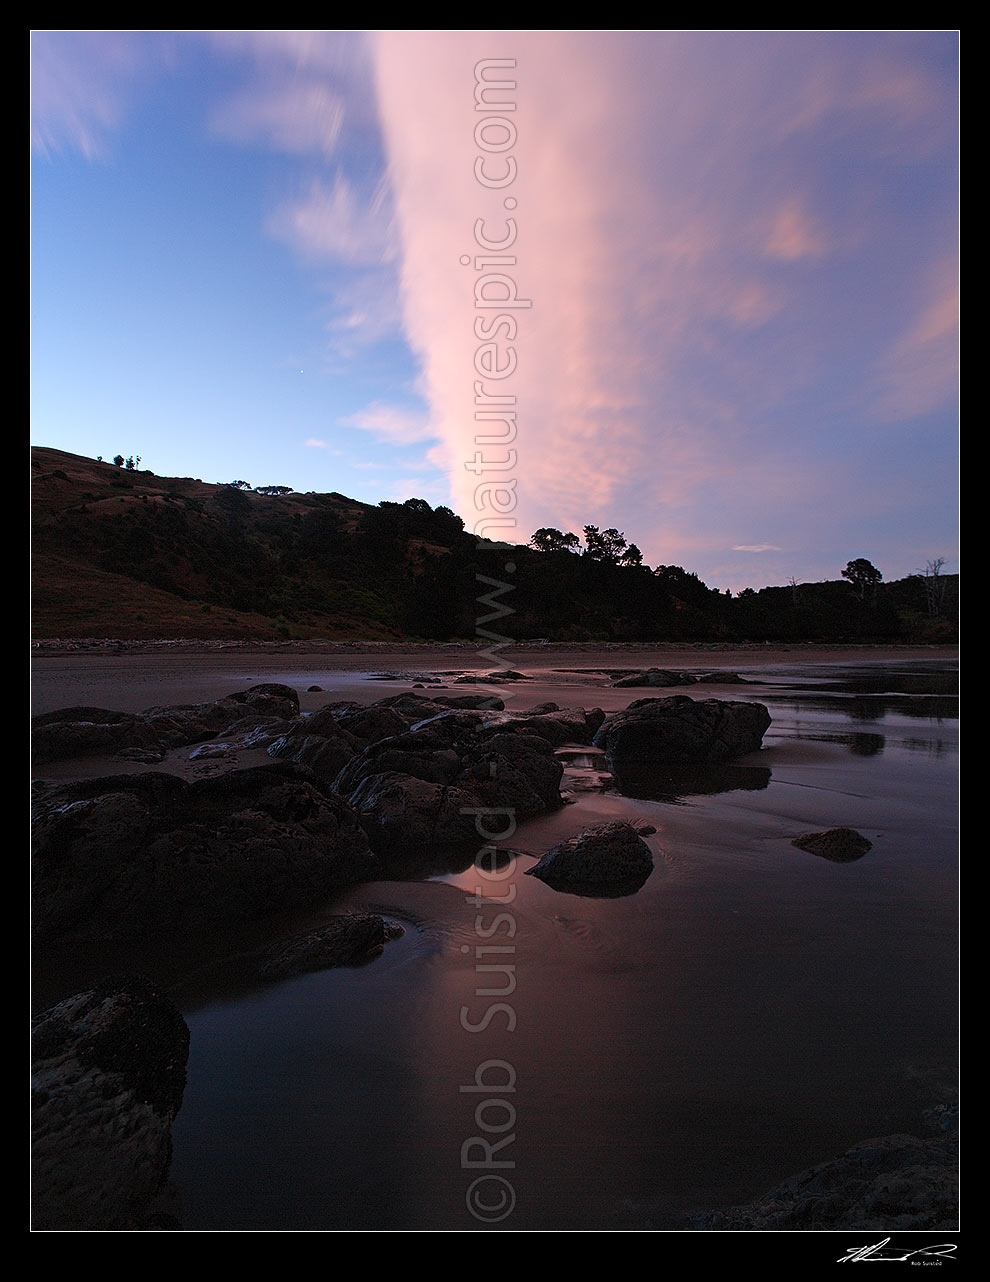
[30,30,959,593]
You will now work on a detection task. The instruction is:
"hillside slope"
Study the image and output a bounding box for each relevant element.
[31,447,957,644]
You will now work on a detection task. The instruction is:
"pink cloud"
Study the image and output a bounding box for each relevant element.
[369,32,955,563]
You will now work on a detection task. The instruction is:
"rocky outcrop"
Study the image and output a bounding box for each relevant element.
[324,706,565,859]
[32,762,379,942]
[792,827,872,862]
[525,821,655,895]
[32,683,301,764]
[32,977,190,1231]
[593,695,771,795]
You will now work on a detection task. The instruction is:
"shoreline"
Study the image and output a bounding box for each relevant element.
[31,641,957,721]
[32,637,957,660]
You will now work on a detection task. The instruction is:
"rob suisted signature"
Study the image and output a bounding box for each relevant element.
[837,1238,957,1263]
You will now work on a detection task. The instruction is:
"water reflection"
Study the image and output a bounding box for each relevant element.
[523,867,653,899]
[791,731,885,756]
[762,663,958,723]
[611,763,772,804]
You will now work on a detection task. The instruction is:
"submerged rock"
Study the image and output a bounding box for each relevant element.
[792,827,873,862]
[256,914,404,980]
[32,976,190,1231]
[525,821,654,895]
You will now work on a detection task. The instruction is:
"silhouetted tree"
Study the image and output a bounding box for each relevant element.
[842,558,883,600]
[919,557,948,617]
[583,526,627,562]
[530,527,581,553]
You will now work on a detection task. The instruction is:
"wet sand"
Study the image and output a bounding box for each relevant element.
[30,641,956,719]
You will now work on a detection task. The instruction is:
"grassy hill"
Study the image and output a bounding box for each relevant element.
[31,448,470,640]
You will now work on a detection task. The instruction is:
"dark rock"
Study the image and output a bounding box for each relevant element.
[307,685,324,692]
[188,742,235,760]
[214,683,300,720]
[32,976,190,1230]
[334,704,409,747]
[610,668,698,689]
[593,695,771,794]
[432,693,506,710]
[346,772,483,856]
[116,746,167,764]
[33,685,301,765]
[525,821,654,895]
[256,914,403,979]
[792,827,873,862]
[32,763,379,942]
[268,725,361,784]
[486,708,604,747]
[458,731,564,817]
[686,1131,958,1231]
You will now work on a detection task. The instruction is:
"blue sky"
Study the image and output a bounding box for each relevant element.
[30,30,958,592]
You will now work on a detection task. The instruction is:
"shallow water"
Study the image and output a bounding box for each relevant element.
[167,660,957,1230]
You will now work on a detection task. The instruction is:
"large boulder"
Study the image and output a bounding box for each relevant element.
[32,762,379,942]
[525,821,654,895]
[593,695,771,794]
[32,977,190,1230]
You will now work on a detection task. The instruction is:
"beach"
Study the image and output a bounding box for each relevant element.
[31,643,958,1230]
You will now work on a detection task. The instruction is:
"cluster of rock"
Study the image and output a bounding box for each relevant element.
[33,684,782,943]
[32,685,608,943]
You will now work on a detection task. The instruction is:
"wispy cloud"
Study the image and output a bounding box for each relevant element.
[341,403,436,445]
[30,31,169,158]
[268,175,395,265]
[872,257,959,421]
[212,82,345,156]
[733,544,784,553]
